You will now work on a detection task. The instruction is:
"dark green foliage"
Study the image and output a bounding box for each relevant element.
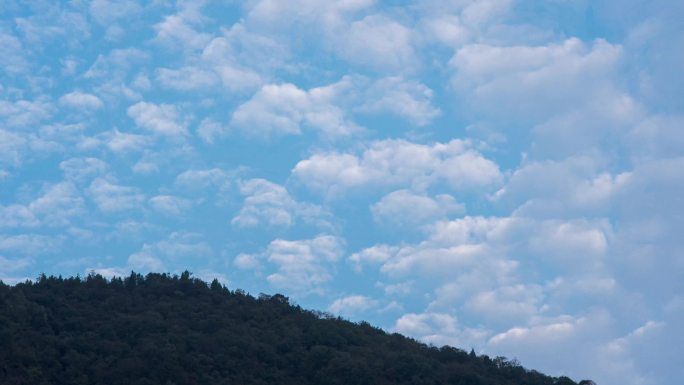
[0,272,588,385]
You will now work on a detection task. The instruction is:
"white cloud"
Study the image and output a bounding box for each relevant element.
[154,232,213,260]
[234,253,261,270]
[156,66,219,91]
[174,168,233,194]
[102,129,151,153]
[263,234,345,292]
[394,312,491,348]
[0,129,27,166]
[357,77,440,126]
[627,115,684,161]
[0,255,32,274]
[84,48,149,80]
[128,247,165,272]
[128,101,188,137]
[199,26,273,92]
[0,99,53,128]
[154,14,211,51]
[112,232,214,274]
[328,295,378,317]
[196,118,230,144]
[90,0,142,25]
[246,0,374,29]
[232,178,330,229]
[59,91,103,110]
[293,138,502,196]
[352,214,617,338]
[0,234,62,256]
[149,195,192,216]
[59,157,109,182]
[464,284,545,325]
[484,311,643,385]
[493,156,631,217]
[230,82,360,138]
[230,76,440,138]
[371,190,464,227]
[349,244,398,271]
[0,182,84,228]
[450,38,629,127]
[88,178,145,213]
[0,31,29,74]
[335,15,415,72]
[417,15,470,48]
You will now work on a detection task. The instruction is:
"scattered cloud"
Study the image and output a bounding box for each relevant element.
[59,92,103,110]
[127,101,188,137]
[88,178,145,213]
[232,178,331,229]
[371,190,464,227]
[329,295,378,317]
[262,235,345,292]
[293,139,502,196]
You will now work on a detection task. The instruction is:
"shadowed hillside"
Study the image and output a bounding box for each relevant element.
[0,272,593,385]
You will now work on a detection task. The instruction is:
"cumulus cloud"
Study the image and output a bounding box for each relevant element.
[99,232,213,275]
[349,244,399,271]
[152,232,213,261]
[328,295,378,317]
[59,91,103,110]
[0,234,63,257]
[196,118,230,144]
[199,25,273,91]
[292,138,502,196]
[156,66,219,91]
[2,2,682,384]
[173,168,233,196]
[0,30,29,74]
[230,82,360,138]
[0,255,32,275]
[127,101,187,137]
[448,37,646,159]
[89,0,142,26]
[84,48,149,80]
[245,0,374,29]
[100,129,151,153]
[335,15,416,72]
[394,312,490,349]
[261,234,345,292]
[88,178,145,213]
[149,195,192,216]
[356,76,440,126]
[154,13,211,52]
[59,158,108,182]
[0,182,84,228]
[230,76,441,139]
[493,156,632,217]
[0,129,27,166]
[233,253,261,270]
[232,178,331,229]
[128,247,165,272]
[371,190,464,227]
[0,99,53,128]
[350,214,617,337]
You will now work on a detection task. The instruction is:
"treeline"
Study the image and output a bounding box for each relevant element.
[0,272,593,385]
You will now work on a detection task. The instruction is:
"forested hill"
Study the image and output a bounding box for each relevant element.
[0,272,592,385]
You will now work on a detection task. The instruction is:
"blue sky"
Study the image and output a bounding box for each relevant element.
[1,0,682,384]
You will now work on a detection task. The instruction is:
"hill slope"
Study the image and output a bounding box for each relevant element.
[0,272,591,385]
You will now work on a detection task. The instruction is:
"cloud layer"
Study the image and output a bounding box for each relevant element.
[1,1,682,384]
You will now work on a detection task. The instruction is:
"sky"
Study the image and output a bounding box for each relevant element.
[1,0,682,384]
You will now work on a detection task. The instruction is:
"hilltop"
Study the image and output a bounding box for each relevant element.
[0,272,592,385]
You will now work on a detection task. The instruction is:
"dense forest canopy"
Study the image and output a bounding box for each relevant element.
[0,272,594,385]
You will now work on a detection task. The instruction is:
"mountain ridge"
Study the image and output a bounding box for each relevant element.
[0,271,594,385]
